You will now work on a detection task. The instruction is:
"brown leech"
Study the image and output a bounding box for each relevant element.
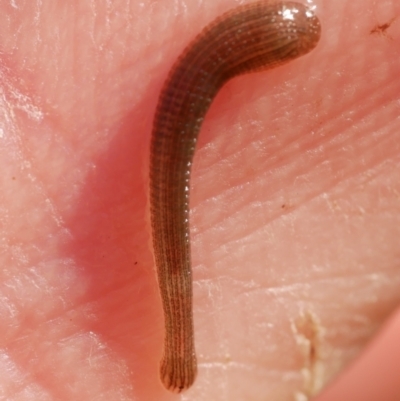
[150,1,321,393]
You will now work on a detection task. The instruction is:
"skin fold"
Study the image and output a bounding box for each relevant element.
[0,0,399,400]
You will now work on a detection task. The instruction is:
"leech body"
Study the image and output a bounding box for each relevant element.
[150,1,321,392]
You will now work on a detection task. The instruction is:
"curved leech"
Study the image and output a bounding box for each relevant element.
[149,1,321,392]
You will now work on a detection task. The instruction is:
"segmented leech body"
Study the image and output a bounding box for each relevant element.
[149,1,321,392]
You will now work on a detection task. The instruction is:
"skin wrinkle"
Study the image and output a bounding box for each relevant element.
[192,87,400,237]
[193,141,400,249]
[195,271,397,296]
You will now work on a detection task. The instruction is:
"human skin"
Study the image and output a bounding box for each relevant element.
[0,0,399,400]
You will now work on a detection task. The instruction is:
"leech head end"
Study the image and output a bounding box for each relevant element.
[281,3,322,57]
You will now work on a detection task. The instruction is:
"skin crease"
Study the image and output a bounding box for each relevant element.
[0,1,399,401]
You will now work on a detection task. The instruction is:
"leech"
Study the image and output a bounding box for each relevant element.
[149,1,321,392]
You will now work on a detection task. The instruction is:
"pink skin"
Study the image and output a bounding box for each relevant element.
[0,0,399,400]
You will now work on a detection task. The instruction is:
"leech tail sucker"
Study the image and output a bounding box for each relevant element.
[149,1,321,393]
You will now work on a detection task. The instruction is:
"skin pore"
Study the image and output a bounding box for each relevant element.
[0,0,399,400]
